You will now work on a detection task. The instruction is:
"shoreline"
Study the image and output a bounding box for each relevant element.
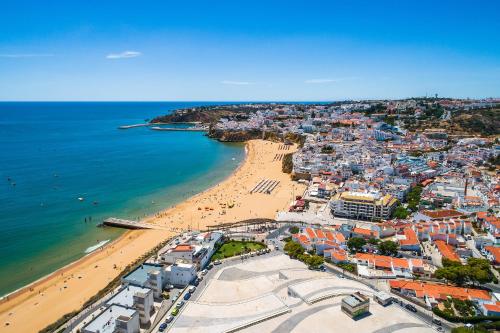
[0,234,124,302]
[0,144,247,302]
[0,139,305,333]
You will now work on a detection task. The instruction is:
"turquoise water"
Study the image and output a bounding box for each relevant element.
[0,102,245,296]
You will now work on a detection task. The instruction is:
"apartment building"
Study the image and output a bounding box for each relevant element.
[330,191,398,220]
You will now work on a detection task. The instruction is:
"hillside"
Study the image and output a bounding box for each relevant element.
[450,108,500,136]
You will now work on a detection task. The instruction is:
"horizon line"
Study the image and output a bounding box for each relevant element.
[1,96,499,103]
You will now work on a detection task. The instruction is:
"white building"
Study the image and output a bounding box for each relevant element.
[106,285,154,325]
[82,305,139,333]
[161,231,223,269]
[165,262,197,287]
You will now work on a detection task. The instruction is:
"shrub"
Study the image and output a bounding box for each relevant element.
[432,307,500,324]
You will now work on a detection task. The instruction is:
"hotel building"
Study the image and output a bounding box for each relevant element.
[330,191,398,220]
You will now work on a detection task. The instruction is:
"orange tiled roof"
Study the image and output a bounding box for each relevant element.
[392,258,410,269]
[335,233,346,243]
[389,280,491,301]
[410,258,424,268]
[484,303,500,313]
[485,246,500,263]
[305,228,316,239]
[172,244,193,252]
[476,212,488,219]
[435,240,460,262]
[422,209,464,219]
[399,228,419,246]
[353,227,377,237]
[315,229,326,239]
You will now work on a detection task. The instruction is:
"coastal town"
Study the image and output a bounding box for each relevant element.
[1,98,493,333]
[2,1,500,333]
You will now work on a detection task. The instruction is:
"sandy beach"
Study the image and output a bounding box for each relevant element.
[0,139,304,333]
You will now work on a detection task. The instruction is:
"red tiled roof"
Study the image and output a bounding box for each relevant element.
[422,209,464,219]
[335,233,346,243]
[485,246,500,264]
[172,244,193,252]
[476,211,488,219]
[315,229,326,239]
[353,227,378,237]
[399,228,419,246]
[389,280,491,301]
[435,240,460,262]
[484,303,500,313]
[305,228,316,239]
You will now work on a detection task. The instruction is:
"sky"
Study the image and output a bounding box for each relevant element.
[0,0,499,101]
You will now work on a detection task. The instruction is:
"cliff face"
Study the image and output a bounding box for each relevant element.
[208,127,263,142]
[151,109,238,124]
[208,127,307,145]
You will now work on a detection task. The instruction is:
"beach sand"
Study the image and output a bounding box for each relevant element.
[0,139,305,333]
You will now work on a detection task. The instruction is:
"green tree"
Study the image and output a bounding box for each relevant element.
[347,237,366,253]
[434,258,493,286]
[289,226,300,234]
[467,258,494,285]
[284,241,304,258]
[407,185,423,212]
[392,205,410,219]
[378,240,399,256]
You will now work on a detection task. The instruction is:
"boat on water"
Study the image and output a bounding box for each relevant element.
[78,197,84,201]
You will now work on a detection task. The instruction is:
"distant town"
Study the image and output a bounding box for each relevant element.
[48,98,500,333]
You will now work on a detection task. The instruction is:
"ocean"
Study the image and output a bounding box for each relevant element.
[0,102,245,296]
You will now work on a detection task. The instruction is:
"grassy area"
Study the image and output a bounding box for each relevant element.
[211,240,266,261]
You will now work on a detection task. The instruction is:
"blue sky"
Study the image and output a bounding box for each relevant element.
[1,0,499,101]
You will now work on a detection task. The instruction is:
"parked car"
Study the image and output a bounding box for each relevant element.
[176,301,185,309]
[188,286,196,293]
[159,323,168,332]
[171,308,179,316]
[432,319,442,326]
[165,284,174,291]
[201,269,208,275]
[184,292,191,300]
[405,304,417,312]
[214,260,222,265]
[165,315,174,323]
[207,263,214,269]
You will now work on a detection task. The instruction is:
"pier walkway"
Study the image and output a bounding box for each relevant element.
[102,218,155,229]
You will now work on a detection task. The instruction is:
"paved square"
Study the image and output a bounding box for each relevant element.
[168,254,435,333]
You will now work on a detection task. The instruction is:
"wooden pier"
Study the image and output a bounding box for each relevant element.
[102,218,154,229]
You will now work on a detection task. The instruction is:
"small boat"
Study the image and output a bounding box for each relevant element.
[232,158,236,161]
[78,197,84,201]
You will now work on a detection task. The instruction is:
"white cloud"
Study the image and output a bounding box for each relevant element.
[220,80,254,85]
[106,51,142,59]
[0,53,54,58]
[305,77,359,84]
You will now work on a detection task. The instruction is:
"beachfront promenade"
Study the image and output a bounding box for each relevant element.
[0,140,306,333]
